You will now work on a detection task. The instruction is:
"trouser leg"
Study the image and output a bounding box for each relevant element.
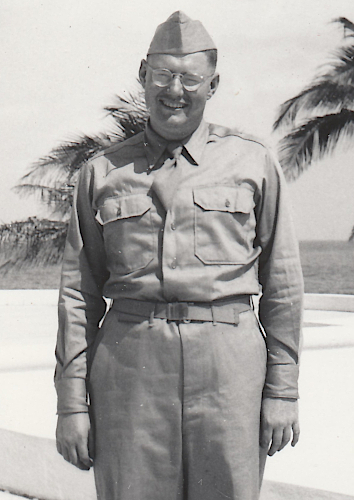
[88,308,267,500]
[180,310,267,500]
[88,310,183,500]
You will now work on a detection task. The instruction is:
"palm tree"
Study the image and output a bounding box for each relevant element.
[274,18,354,242]
[0,85,148,267]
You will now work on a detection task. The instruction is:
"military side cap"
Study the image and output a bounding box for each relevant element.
[147,11,217,55]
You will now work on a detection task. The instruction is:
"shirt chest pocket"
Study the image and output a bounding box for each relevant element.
[99,194,154,273]
[193,185,256,265]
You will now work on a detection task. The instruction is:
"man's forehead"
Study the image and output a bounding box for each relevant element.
[147,52,210,65]
[147,11,216,57]
[146,52,214,78]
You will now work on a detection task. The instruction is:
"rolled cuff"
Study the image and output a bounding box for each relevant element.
[263,364,299,399]
[55,377,88,414]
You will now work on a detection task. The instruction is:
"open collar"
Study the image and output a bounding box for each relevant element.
[143,119,209,168]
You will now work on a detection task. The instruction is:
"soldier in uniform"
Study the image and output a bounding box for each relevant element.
[55,11,303,500]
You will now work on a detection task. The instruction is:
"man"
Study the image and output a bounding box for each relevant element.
[55,11,303,500]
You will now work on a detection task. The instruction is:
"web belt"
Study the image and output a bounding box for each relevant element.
[111,296,252,325]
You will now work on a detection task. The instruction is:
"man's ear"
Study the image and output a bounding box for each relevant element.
[207,73,220,100]
[139,59,148,88]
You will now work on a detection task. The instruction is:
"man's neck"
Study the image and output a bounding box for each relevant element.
[149,120,201,144]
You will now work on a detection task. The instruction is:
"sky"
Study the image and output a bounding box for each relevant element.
[2,0,354,240]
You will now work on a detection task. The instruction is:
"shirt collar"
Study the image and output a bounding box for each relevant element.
[143,119,209,168]
[182,119,209,166]
[143,121,168,168]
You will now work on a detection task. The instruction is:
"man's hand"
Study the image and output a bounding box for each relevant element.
[56,413,93,470]
[260,397,300,456]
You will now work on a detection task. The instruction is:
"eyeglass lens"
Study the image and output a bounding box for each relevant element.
[152,69,203,90]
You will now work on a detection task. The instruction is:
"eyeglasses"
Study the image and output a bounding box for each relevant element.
[147,62,213,92]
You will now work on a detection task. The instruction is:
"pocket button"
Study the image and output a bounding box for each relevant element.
[116,207,122,216]
[225,199,231,208]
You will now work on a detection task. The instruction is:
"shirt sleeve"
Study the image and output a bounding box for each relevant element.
[255,149,304,400]
[55,162,109,414]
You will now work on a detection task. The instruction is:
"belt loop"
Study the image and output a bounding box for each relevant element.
[148,304,155,328]
[233,307,240,326]
[211,304,217,326]
[167,303,172,321]
[182,302,191,323]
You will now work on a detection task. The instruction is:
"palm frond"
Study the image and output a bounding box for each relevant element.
[14,183,75,218]
[20,134,111,187]
[0,217,68,269]
[327,45,354,85]
[275,19,354,131]
[274,82,354,130]
[15,87,148,222]
[105,86,148,140]
[279,109,354,180]
[333,17,354,37]
[7,87,149,266]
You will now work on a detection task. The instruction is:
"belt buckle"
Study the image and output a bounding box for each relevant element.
[167,302,190,322]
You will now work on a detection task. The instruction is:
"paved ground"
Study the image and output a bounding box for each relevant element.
[0,291,353,499]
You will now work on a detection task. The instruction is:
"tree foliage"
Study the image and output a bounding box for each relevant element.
[0,86,148,267]
[15,87,148,220]
[274,17,354,241]
[278,109,354,180]
[0,217,68,270]
[274,17,354,178]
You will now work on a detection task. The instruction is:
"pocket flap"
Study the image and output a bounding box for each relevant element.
[99,194,152,224]
[193,185,254,214]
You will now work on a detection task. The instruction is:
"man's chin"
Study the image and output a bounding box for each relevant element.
[165,115,188,128]
[152,116,190,138]
[159,107,187,121]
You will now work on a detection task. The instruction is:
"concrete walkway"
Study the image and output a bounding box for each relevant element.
[0,291,353,499]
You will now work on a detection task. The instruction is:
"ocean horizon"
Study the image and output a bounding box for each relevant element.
[0,240,353,294]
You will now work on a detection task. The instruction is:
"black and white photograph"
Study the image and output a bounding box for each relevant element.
[1,1,353,499]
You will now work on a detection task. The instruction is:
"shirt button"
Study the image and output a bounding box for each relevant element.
[171,259,177,269]
[117,207,122,216]
[171,222,176,230]
[225,199,231,208]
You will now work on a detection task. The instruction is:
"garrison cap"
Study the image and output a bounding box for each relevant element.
[147,11,217,56]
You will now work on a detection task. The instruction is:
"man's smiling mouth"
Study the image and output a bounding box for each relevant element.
[160,98,187,110]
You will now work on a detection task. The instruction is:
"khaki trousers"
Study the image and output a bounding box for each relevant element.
[88,308,267,500]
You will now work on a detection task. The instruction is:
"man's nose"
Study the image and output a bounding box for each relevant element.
[168,75,184,97]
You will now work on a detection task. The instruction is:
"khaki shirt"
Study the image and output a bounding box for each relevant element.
[55,120,304,414]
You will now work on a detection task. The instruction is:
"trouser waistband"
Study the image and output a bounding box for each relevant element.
[111,296,252,325]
